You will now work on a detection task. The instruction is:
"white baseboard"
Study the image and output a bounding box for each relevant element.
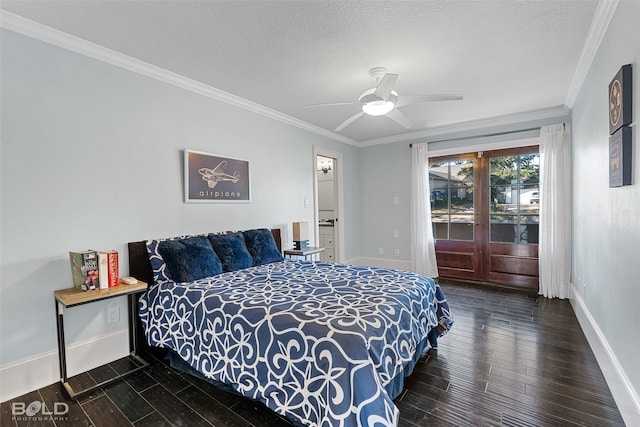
[346,256,413,272]
[569,283,640,426]
[0,329,129,403]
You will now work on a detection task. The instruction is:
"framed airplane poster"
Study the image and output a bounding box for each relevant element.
[184,149,250,203]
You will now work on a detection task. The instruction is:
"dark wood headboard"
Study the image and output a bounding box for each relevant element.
[128,228,282,285]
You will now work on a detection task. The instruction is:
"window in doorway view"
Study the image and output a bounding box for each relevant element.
[489,153,540,244]
[428,159,475,241]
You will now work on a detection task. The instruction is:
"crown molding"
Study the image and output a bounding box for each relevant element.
[0,10,587,150]
[358,105,570,147]
[0,11,358,147]
[565,0,620,108]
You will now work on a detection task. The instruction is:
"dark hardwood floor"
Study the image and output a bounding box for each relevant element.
[1,281,625,426]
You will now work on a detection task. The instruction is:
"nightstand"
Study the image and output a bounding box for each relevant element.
[54,280,150,398]
[283,247,325,261]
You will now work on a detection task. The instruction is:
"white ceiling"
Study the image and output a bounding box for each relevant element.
[1,1,601,145]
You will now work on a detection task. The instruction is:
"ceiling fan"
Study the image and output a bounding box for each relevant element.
[305,67,463,132]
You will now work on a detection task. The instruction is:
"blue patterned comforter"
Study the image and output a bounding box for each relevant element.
[139,260,453,426]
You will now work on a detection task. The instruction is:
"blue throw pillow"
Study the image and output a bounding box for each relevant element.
[146,237,191,285]
[208,232,254,272]
[157,236,222,282]
[243,228,284,266]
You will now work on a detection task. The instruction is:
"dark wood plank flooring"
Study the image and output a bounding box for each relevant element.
[1,281,625,426]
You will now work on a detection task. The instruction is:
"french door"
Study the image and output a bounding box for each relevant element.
[430,146,540,290]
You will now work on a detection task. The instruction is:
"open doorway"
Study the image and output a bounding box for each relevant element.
[313,147,344,263]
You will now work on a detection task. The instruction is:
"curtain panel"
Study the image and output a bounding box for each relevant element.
[411,143,439,278]
[539,123,572,299]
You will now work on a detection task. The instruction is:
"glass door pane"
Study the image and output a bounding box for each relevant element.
[489,153,540,244]
[429,160,474,241]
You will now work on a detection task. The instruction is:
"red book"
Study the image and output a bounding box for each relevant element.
[98,251,119,288]
[107,250,119,287]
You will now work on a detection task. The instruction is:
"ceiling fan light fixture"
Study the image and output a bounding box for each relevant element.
[359,88,398,116]
[314,67,463,133]
[362,101,395,116]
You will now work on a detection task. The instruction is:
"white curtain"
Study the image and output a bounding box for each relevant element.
[539,123,572,299]
[411,143,439,277]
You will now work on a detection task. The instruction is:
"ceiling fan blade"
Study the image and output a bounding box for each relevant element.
[386,108,413,129]
[334,111,365,132]
[304,101,360,108]
[374,73,398,101]
[396,94,463,107]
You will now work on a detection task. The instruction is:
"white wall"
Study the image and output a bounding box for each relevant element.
[0,29,360,400]
[358,142,412,267]
[570,0,640,420]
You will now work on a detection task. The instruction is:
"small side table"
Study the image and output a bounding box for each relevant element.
[283,247,325,261]
[54,280,150,398]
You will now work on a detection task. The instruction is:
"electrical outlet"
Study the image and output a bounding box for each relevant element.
[393,196,399,205]
[107,306,119,324]
[378,248,384,255]
[393,230,399,238]
[394,248,400,257]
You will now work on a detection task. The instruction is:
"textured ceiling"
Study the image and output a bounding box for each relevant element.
[1,1,599,144]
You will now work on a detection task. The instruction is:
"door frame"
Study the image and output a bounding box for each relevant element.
[431,146,540,289]
[313,146,345,263]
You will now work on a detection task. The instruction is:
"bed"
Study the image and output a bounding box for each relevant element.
[128,228,453,427]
